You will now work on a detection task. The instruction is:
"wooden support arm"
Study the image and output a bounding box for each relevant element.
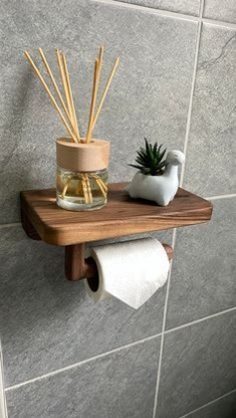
[65,244,98,282]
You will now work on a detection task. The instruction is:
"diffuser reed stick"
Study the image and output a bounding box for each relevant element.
[86,46,104,142]
[98,46,104,83]
[24,51,79,143]
[62,176,72,198]
[93,175,108,192]
[81,176,89,204]
[84,174,93,203]
[38,48,73,129]
[56,50,71,113]
[91,57,120,133]
[61,53,80,140]
[55,49,80,141]
[95,178,107,198]
[86,59,99,143]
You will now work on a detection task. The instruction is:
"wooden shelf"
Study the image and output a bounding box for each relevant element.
[20,183,213,246]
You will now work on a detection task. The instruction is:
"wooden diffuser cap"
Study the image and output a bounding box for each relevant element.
[56,138,110,172]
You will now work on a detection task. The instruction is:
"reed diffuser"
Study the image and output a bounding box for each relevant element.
[24,47,119,211]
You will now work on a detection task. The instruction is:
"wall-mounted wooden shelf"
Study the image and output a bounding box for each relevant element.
[20,182,212,281]
[21,182,212,246]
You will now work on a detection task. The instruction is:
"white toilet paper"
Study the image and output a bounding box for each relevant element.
[85,237,170,309]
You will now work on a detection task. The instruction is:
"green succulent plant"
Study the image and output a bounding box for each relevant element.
[129,138,167,176]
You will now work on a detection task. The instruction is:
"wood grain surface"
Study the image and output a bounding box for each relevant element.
[20,183,213,246]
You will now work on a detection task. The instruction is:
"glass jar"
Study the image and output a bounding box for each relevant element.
[56,167,108,211]
[56,138,110,211]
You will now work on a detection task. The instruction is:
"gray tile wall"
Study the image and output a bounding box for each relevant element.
[0,0,235,417]
[203,0,236,24]
[0,343,7,418]
[112,0,201,16]
[183,390,236,418]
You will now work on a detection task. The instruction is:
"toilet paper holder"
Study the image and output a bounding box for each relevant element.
[21,212,173,282]
[20,183,213,283]
[65,242,173,283]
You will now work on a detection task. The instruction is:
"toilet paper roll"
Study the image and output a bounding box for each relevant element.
[85,237,170,309]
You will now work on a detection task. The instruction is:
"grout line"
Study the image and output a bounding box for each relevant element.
[93,0,236,29]
[0,343,8,418]
[0,222,21,229]
[205,193,236,201]
[93,0,199,22]
[4,305,236,394]
[152,228,177,418]
[202,18,236,30]
[5,333,162,392]
[180,3,204,186]
[165,306,236,335]
[178,388,236,418]
[153,4,204,414]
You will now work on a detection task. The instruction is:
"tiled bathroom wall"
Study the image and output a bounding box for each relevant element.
[0,344,7,418]
[0,0,235,417]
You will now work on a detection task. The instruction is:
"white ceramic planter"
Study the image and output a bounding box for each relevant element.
[127,150,185,206]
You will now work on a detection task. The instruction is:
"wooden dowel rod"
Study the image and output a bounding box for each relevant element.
[93,175,108,192]
[55,49,78,140]
[86,46,104,144]
[56,50,73,117]
[24,51,79,143]
[85,175,93,203]
[38,48,73,126]
[86,59,99,143]
[62,53,80,140]
[92,57,120,131]
[96,45,104,96]
[61,176,72,199]
[81,176,89,204]
[95,179,107,199]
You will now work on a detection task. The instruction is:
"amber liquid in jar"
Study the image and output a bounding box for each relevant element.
[56,167,108,211]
